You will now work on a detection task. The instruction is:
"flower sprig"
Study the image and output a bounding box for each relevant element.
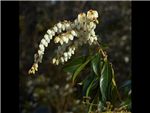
[28,9,99,75]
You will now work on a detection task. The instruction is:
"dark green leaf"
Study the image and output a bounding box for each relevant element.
[86,77,98,97]
[99,60,112,103]
[91,53,101,76]
[72,56,94,83]
[110,64,121,103]
[88,103,93,113]
[63,56,86,74]
[63,64,81,74]
[82,74,95,96]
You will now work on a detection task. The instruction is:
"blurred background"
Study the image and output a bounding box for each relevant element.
[19,1,131,113]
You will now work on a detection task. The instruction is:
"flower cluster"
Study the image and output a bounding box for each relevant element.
[28,9,99,75]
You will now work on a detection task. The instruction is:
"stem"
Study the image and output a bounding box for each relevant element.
[96,41,107,60]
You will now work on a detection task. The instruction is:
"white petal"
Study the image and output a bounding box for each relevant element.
[68,52,72,57]
[44,35,50,43]
[91,30,95,36]
[54,37,60,43]
[62,36,66,42]
[53,26,58,33]
[74,19,78,26]
[71,50,74,54]
[57,22,62,29]
[41,39,48,47]
[62,24,65,31]
[38,50,44,55]
[60,39,63,45]
[64,52,68,57]
[69,47,72,52]
[48,34,53,40]
[60,57,64,63]
[47,29,52,35]
[71,30,77,37]
[65,37,69,43]
[58,29,62,33]
[65,23,71,30]
[51,30,55,36]
[64,57,68,62]
[56,60,59,65]
[52,58,56,64]
[39,44,45,52]
[68,34,74,40]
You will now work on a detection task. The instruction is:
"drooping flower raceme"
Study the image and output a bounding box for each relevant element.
[28,10,99,75]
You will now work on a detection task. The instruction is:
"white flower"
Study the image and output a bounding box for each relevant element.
[62,36,68,43]
[71,30,77,37]
[65,23,71,30]
[41,39,48,47]
[62,24,65,31]
[56,59,59,65]
[74,19,78,26]
[90,29,95,36]
[52,58,56,64]
[58,29,62,33]
[68,51,72,57]
[34,63,38,71]
[71,50,74,54]
[87,10,98,20]
[51,30,55,36]
[64,52,68,57]
[59,39,64,45]
[57,22,62,29]
[53,26,58,32]
[44,34,50,43]
[47,29,52,35]
[89,22,96,29]
[64,57,68,62]
[48,34,53,40]
[39,44,45,52]
[78,13,86,23]
[60,57,64,63]
[54,36,60,43]
[68,34,74,40]
[38,50,44,55]
[29,10,99,74]
[93,36,97,41]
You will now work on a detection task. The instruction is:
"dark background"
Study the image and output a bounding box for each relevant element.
[19,1,131,113]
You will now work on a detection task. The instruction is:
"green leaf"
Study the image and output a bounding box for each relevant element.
[63,64,81,74]
[91,53,101,76]
[86,77,98,97]
[111,65,121,102]
[88,103,93,113]
[82,73,95,96]
[99,60,112,103]
[63,56,86,74]
[72,56,94,83]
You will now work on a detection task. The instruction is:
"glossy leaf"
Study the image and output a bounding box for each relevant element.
[86,77,98,97]
[72,56,94,83]
[91,53,101,76]
[99,60,112,103]
[82,73,95,96]
[111,66,121,102]
[63,56,86,74]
